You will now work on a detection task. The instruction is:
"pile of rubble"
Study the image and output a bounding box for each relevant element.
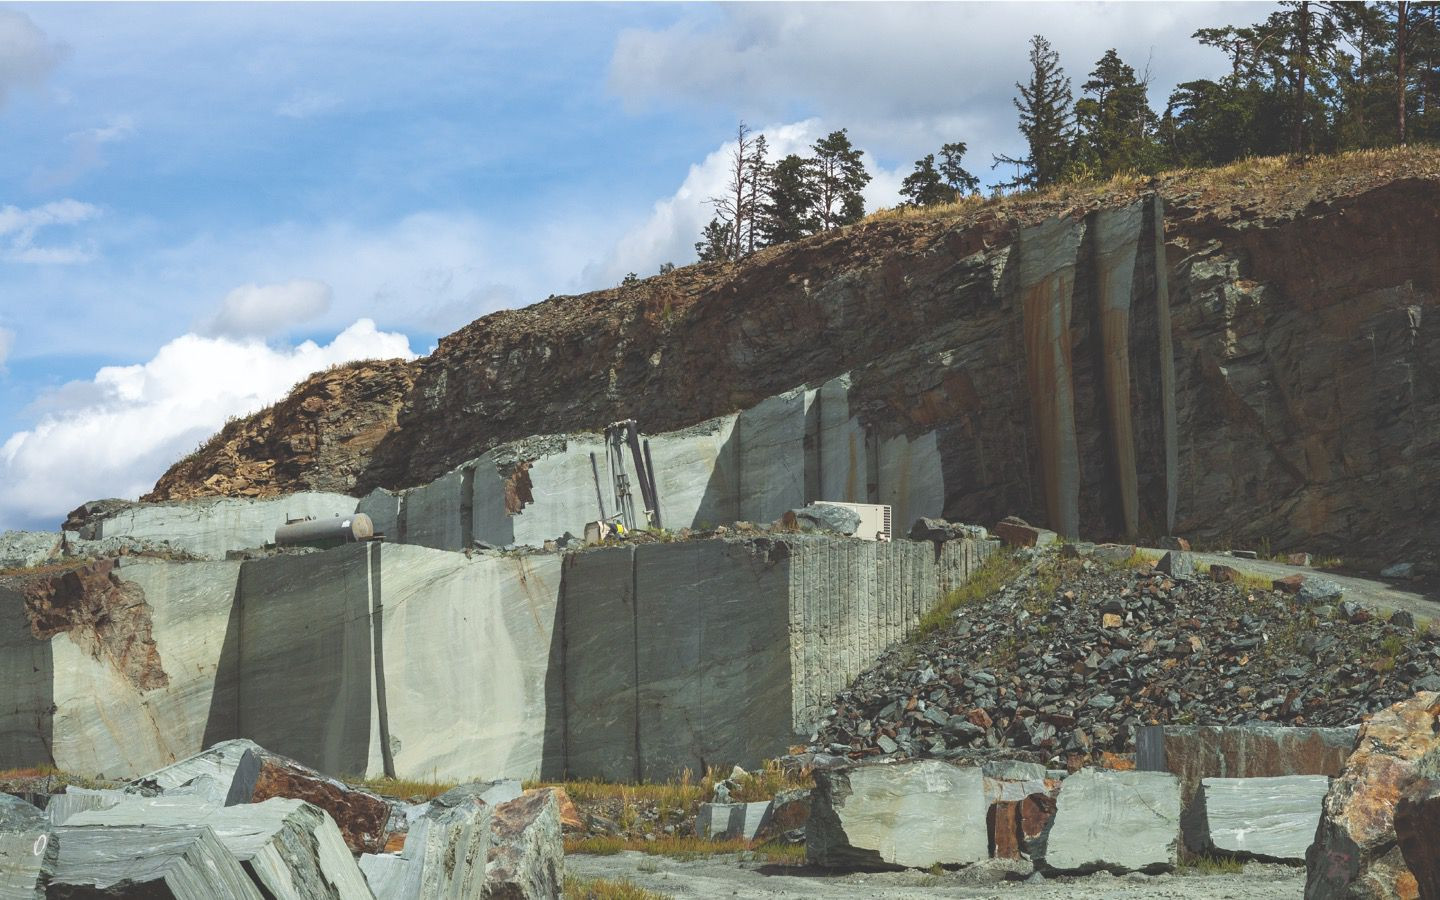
[0,739,563,899]
[810,546,1438,763]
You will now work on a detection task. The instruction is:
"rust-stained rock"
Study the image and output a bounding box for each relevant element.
[1210,564,1240,584]
[1396,775,1440,900]
[993,517,1058,549]
[19,559,168,692]
[1275,574,1307,594]
[503,460,534,515]
[249,752,391,856]
[487,788,563,900]
[550,786,583,832]
[991,791,1059,859]
[1305,693,1440,899]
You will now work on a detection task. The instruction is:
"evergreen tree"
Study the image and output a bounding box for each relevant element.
[937,141,980,194]
[694,218,734,263]
[899,154,950,207]
[993,35,1076,189]
[758,153,816,244]
[806,129,871,230]
[1074,49,1162,176]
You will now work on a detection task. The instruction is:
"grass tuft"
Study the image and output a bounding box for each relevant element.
[917,550,1023,636]
[565,834,804,864]
[1182,853,1245,875]
[564,874,672,899]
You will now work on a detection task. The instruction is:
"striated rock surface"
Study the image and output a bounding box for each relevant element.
[1197,774,1330,862]
[1040,768,1181,874]
[49,824,263,899]
[1306,692,1440,899]
[807,759,988,870]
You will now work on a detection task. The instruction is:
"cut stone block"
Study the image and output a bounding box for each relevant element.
[1041,769,1180,874]
[66,796,373,900]
[807,759,988,869]
[1196,774,1328,862]
[982,759,1049,804]
[89,493,358,560]
[49,824,263,899]
[696,802,772,841]
[0,794,50,899]
[486,789,563,900]
[1136,724,1356,807]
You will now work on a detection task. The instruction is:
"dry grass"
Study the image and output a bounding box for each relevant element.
[917,550,1023,636]
[564,874,672,899]
[347,774,458,801]
[1182,853,1245,875]
[565,834,805,865]
[0,558,93,579]
[726,758,812,802]
[0,765,61,779]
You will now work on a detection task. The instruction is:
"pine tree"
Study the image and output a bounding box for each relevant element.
[1074,49,1162,176]
[757,154,816,245]
[744,134,770,255]
[899,154,950,207]
[937,142,980,194]
[993,35,1076,189]
[806,129,871,230]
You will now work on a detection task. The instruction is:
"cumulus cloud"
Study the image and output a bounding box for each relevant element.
[584,119,910,284]
[0,9,67,108]
[0,198,101,264]
[0,319,415,531]
[203,278,333,338]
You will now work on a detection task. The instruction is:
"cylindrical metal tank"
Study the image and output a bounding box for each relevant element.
[274,513,374,547]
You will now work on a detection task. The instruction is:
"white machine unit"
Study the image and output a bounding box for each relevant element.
[813,501,893,542]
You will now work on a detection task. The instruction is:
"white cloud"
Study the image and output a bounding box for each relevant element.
[276,89,341,119]
[0,9,67,108]
[0,319,415,530]
[203,278,333,338]
[33,115,137,189]
[585,119,910,283]
[0,198,101,264]
[0,327,13,371]
[609,2,1269,176]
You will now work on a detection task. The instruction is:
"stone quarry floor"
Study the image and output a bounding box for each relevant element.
[569,852,1304,898]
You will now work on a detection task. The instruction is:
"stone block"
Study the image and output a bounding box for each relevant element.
[356,488,401,540]
[132,740,393,856]
[1156,551,1193,579]
[757,788,810,840]
[1196,774,1329,862]
[993,518,1057,549]
[696,802,772,841]
[66,796,374,900]
[487,789,563,900]
[401,468,468,551]
[1040,769,1180,874]
[49,824,263,899]
[981,759,1049,804]
[807,759,988,869]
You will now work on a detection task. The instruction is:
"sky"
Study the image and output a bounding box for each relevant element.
[0,1,1269,532]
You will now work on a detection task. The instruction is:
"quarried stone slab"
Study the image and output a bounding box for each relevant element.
[49,824,263,899]
[1041,769,1180,874]
[807,759,987,869]
[1197,774,1328,862]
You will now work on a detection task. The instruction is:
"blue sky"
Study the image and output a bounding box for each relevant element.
[0,1,1266,531]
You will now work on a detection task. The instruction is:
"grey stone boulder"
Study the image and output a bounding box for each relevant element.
[1039,769,1180,874]
[360,791,492,900]
[49,824,263,899]
[1195,775,1328,863]
[1381,562,1415,579]
[1299,578,1344,604]
[788,503,862,536]
[1156,551,1194,579]
[486,788,563,900]
[67,796,374,900]
[908,518,985,543]
[0,795,43,832]
[807,759,988,869]
[696,801,772,841]
[128,739,261,807]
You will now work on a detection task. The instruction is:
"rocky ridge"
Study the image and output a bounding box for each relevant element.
[809,546,1440,765]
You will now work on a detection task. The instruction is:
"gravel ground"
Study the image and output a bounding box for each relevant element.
[568,852,1304,899]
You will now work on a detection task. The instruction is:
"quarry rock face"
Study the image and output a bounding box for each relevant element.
[142,165,1440,571]
[1396,775,1440,900]
[807,759,989,869]
[1196,774,1330,862]
[1306,692,1440,899]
